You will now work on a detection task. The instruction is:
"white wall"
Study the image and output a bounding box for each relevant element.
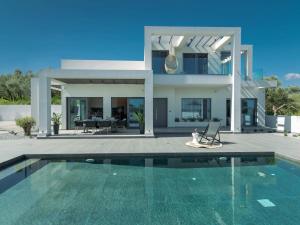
[61,60,145,70]
[0,105,61,121]
[154,85,266,127]
[61,84,266,129]
[266,115,300,133]
[154,86,231,127]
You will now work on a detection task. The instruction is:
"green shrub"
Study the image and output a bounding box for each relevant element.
[51,95,61,105]
[0,97,30,105]
[16,116,36,136]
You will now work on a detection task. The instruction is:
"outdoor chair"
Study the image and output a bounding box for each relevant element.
[83,120,97,133]
[116,118,127,128]
[199,122,221,145]
[74,120,83,133]
[98,120,111,134]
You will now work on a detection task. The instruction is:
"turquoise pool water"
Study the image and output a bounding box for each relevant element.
[0,155,300,225]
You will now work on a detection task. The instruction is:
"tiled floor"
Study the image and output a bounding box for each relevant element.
[0,132,300,165]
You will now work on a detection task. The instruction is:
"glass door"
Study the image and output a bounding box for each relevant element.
[241,98,257,126]
[127,98,144,128]
[67,97,87,129]
[226,99,231,127]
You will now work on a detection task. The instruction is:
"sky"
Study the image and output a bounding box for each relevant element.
[0,0,300,86]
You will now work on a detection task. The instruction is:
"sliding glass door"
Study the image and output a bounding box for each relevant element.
[127,98,144,128]
[241,98,257,126]
[67,98,87,129]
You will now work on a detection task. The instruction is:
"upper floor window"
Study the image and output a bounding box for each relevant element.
[183,53,208,74]
[152,50,168,74]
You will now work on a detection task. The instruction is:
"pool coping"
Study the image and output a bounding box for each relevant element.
[0,151,275,171]
[275,153,300,165]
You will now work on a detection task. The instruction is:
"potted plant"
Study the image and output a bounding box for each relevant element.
[134,111,144,134]
[15,116,36,136]
[52,113,62,135]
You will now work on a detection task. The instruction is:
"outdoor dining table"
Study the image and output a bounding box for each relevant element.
[79,119,117,133]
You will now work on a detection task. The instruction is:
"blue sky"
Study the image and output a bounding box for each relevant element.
[0,0,300,86]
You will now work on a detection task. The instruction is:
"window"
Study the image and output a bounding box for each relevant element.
[181,98,211,120]
[152,50,168,74]
[183,53,208,74]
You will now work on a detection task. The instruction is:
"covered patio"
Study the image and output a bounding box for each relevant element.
[31,62,154,137]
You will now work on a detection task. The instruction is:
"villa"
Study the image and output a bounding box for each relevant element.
[31,26,276,136]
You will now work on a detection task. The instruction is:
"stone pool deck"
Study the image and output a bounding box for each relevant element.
[0,133,300,166]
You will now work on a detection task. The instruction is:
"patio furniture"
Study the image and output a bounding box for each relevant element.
[98,120,112,134]
[116,118,127,128]
[82,120,97,133]
[199,122,221,145]
[74,120,83,133]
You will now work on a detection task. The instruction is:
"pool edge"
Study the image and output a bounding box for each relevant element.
[0,151,275,169]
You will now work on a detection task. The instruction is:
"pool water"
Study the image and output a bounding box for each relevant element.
[0,155,300,225]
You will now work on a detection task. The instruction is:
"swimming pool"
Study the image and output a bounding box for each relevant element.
[0,154,299,225]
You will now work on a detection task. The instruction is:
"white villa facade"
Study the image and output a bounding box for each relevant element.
[31,26,276,136]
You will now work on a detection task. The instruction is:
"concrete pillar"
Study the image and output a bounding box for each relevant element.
[103,96,111,119]
[246,46,253,80]
[31,77,39,128]
[144,73,154,136]
[144,28,152,70]
[61,86,67,129]
[38,76,51,136]
[231,31,242,133]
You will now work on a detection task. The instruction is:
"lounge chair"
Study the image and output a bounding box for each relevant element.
[199,122,221,145]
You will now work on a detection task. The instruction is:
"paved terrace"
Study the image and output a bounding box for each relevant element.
[0,133,300,166]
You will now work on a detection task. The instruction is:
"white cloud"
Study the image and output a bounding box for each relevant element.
[285,73,300,80]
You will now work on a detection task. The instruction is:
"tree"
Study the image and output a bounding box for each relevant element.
[0,70,61,105]
[265,76,298,115]
[287,86,300,94]
[0,70,33,103]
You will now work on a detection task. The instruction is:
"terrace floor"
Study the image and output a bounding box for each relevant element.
[0,132,300,166]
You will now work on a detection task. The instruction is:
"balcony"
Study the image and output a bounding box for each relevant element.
[153,73,232,87]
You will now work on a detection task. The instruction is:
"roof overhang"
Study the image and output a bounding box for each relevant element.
[39,68,152,80]
[242,80,277,88]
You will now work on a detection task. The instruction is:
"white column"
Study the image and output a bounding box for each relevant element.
[38,76,51,136]
[103,96,111,119]
[144,73,154,136]
[231,31,242,133]
[246,46,253,80]
[61,86,67,129]
[31,77,39,128]
[144,28,152,70]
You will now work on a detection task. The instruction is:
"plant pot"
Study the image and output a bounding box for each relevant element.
[53,124,60,135]
[139,124,145,134]
[23,126,31,136]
